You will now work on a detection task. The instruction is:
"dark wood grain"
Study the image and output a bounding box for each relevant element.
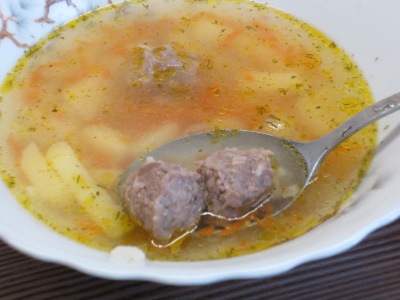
[1,218,400,300]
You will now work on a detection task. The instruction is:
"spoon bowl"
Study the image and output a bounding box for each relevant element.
[119,92,400,217]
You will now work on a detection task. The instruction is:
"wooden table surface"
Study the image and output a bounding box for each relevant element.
[1,217,400,300]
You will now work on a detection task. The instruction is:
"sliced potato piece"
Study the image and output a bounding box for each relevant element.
[174,17,233,52]
[131,122,180,157]
[80,124,132,160]
[64,75,108,120]
[81,123,180,162]
[46,141,132,237]
[294,92,341,138]
[20,142,73,204]
[90,168,123,191]
[239,72,304,95]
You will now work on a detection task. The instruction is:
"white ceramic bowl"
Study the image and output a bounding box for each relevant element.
[0,0,399,285]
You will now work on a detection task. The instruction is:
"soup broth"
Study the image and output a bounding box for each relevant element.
[0,0,376,261]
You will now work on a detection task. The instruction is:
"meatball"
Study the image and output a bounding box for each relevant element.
[122,157,205,241]
[130,44,199,94]
[197,148,274,219]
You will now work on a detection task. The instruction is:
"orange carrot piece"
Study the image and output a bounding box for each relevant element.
[7,135,24,163]
[240,239,249,247]
[192,11,241,30]
[250,20,279,45]
[197,225,216,237]
[255,217,274,233]
[80,221,102,237]
[221,28,243,47]
[261,204,274,215]
[243,73,255,81]
[219,218,248,237]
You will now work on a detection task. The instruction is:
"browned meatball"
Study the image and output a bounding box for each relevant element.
[122,157,205,241]
[197,148,274,219]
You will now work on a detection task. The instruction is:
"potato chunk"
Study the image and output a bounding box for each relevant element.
[46,141,132,237]
[20,142,72,204]
[64,76,109,120]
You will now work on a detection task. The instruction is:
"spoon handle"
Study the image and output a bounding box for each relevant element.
[297,92,400,181]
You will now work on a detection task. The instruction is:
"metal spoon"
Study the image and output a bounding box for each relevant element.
[120,92,400,218]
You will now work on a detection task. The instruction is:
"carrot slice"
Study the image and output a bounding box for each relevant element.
[197,225,216,237]
[219,218,248,237]
[79,221,102,237]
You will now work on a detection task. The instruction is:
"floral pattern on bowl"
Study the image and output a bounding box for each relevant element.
[0,0,117,81]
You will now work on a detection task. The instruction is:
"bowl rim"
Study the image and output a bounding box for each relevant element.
[1,0,400,285]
